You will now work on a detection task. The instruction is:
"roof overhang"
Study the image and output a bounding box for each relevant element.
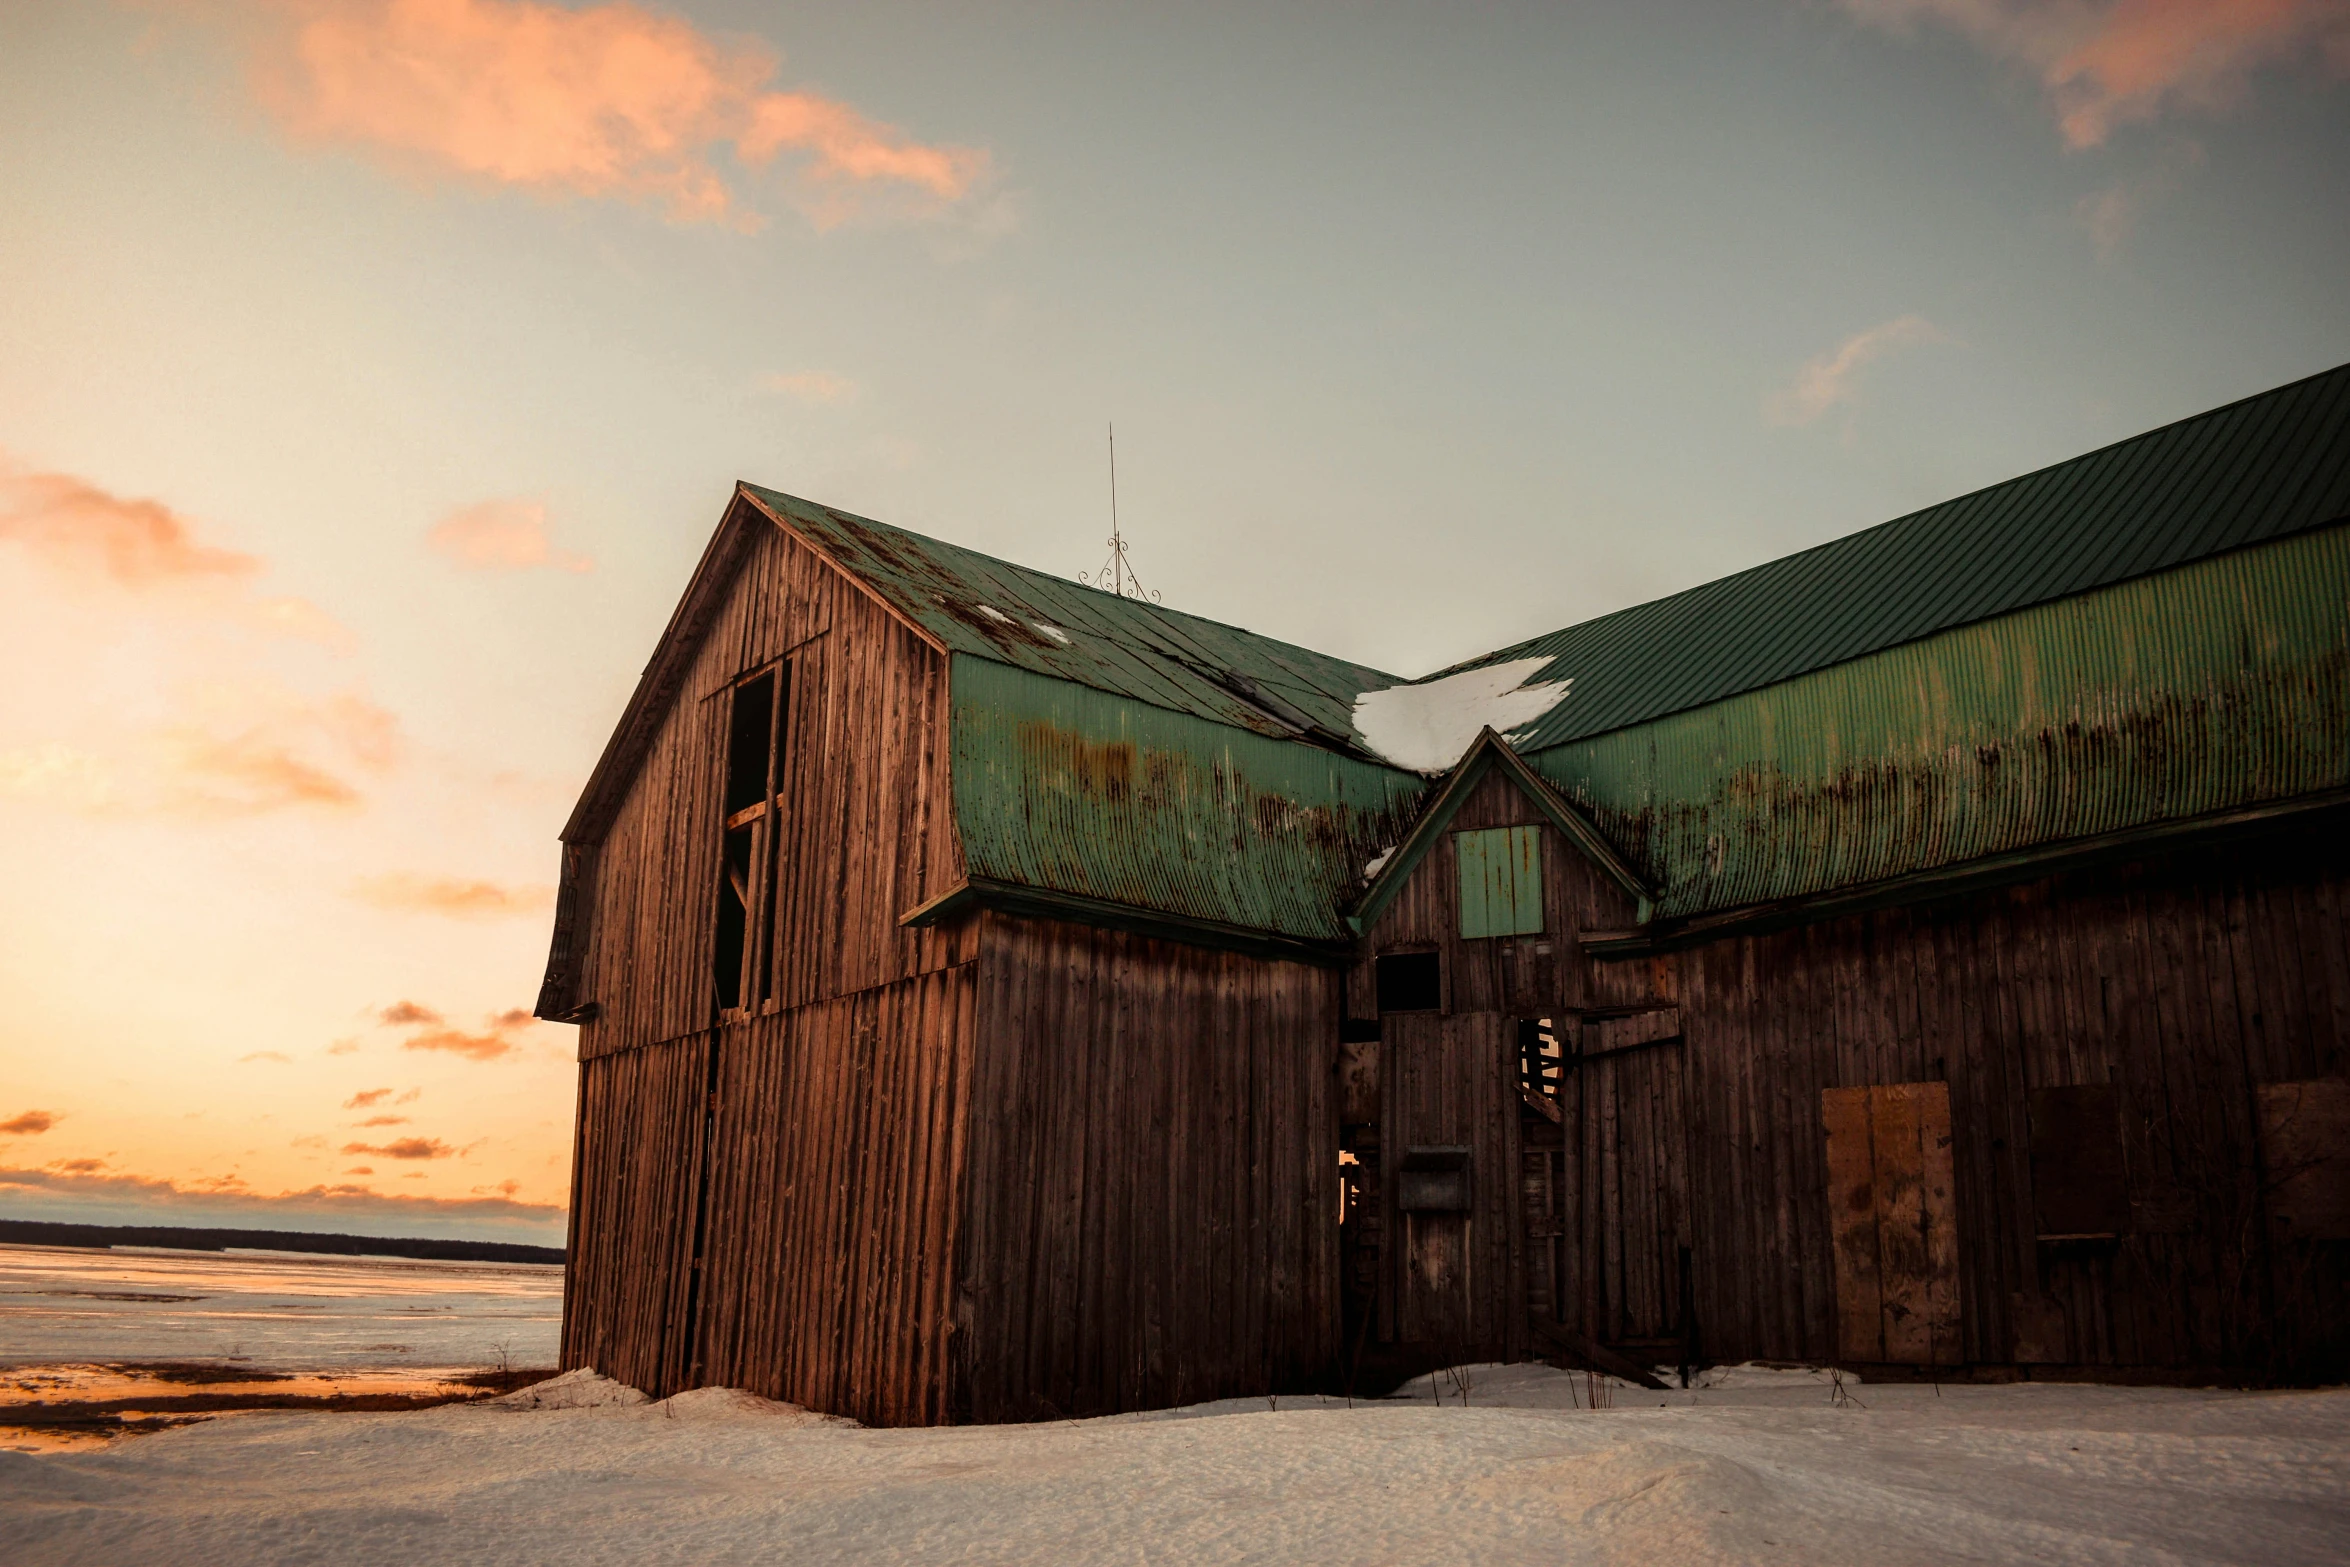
[902,876,1355,967]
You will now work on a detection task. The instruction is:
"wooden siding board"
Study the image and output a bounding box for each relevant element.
[577,521,965,1060]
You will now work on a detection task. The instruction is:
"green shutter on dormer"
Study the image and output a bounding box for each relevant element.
[1456,825,1544,938]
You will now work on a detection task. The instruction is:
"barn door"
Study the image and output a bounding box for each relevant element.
[1820,1083,1963,1366]
[1534,1011,1693,1359]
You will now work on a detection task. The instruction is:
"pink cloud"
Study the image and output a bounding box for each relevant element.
[426,499,593,573]
[352,872,556,917]
[213,0,990,227]
[1835,0,2350,146]
[0,466,259,587]
[1766,314,1955,427]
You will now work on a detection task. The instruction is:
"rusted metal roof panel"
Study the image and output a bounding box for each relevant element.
[1422,361,2350,754]
[1533,522,2350,919]
[744,485,1400,748]
[949,657,1425,943]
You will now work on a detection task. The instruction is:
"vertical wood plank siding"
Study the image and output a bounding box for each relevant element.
[1675,821,2350,1372]
[561,513,979,1419]
[572,518,964,1062]
[1361,767,2348,1376]
[958,911,1343,1421]
[692,963,977,1425]
[562,1033,707,1395]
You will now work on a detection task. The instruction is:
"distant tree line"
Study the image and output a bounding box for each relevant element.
[0,1219,564,1267]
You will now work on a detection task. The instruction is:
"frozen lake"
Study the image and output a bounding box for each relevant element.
[0,1243,563,1374]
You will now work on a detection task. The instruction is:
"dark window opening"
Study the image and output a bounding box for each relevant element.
[1375,951,1441,1014]
[715,665,792,1014]
[714,824,753,1012]
[1518,1018,1567,1099]
[1339,1016,1382,1044]
[725,672,777,816]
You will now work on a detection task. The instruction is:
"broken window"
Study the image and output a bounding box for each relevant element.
[1517,1018,1566,1101]
[714,664,791,1014]
[1375,951,1441,1015]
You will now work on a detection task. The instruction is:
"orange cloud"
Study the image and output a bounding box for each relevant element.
[383,1000,537,1061]
[351,872,557,917]
[0,462,349,646]
[340,1136,454,1159]
[0,467,258,587]
[344,1165,376,1174]
[48,1157,108,1175]
[378,1001,443,1027]
[403,1027,515,1061]
[1766,315,1955,427]
[2,1111,58,1136]
[0,1162,565,1240]
[343,1087,394,1107]
[154,682,400,814]
[1835,0,2350,147]
[354,1115,411,1127]
[216,0,990,227]
[240,1050,294,1063]
[757,370,857,404]
[426,499,593,573]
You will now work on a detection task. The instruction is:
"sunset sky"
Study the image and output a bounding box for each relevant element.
[2,0,2346,1245]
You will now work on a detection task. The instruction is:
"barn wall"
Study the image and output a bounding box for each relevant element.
[562,1032,706,1395]
[1674,815,2350,1374]
[957,911,1344,1421]
[1350,770,1657,1366]
[690,961,978,1425]
[1354,771,2348,1379]
[573,515,965,1060]
[562,509,982,1418]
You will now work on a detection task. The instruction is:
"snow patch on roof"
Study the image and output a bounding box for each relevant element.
[1363,847,1395,880]
[975,603,1014,624]
[1033,622,1071,644]
[1350,657,1572,773]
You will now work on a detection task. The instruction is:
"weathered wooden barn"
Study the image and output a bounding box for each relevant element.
[540,364,2350,1424]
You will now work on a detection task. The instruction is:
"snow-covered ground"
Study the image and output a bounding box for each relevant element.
[5,1363,2344,1565]
[0,1243,562,1373]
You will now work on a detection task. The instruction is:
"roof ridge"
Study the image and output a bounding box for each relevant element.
[742,484,1403,686]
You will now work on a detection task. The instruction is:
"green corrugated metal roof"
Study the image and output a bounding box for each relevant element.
[1414,361,2350,755]
[745,485,1401,749]
[947,658,1424,946]
[1535,521,2350,922]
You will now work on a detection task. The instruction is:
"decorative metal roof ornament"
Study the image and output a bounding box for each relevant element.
[1079,422,1162,603]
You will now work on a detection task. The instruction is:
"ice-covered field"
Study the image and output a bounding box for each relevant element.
[5,1363,2345,1565]
[0,1243,562,1373]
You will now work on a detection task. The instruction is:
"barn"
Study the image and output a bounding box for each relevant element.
[538,362,2350,1424]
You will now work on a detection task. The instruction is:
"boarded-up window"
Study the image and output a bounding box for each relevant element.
[2257,1080,2350,1241]
[1821,1082,1963,1366]
[1456,826,1543,939]
[2029,1085,2130,1239]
